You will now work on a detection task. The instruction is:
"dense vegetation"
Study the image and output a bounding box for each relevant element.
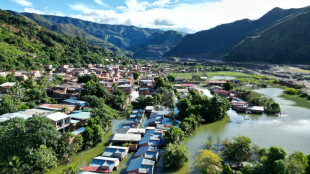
[225,10,310,64]
[17,12,185,59]
[0,10,114,70]
[165,6,310,64]
[197,135,310,174]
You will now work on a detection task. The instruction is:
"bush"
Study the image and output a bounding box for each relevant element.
[299,92,308,98]
[284,88,298,95]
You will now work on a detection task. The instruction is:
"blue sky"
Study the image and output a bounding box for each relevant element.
[2,0,310,33]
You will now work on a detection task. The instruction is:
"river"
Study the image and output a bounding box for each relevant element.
[183,87,310,173]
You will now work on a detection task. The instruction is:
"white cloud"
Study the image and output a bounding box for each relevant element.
[94,0,109,8]
[24,7,44,14]
[12,0,32,7]
[69,0,310,33]
[151,0,171,8]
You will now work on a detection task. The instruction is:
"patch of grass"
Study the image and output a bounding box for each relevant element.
[171,71,252,80]
[112,153,132,174]
[46,132,112,174]
[165,163,190,174]
[280,93,310,109]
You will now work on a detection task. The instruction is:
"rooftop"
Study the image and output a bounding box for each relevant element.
[46,112,70,121]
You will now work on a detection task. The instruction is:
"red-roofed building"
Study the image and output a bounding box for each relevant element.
[181,83,195,87]
[80,166,110,173]
[213,90,230,97]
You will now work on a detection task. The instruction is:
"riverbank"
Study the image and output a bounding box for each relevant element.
[171,71,251,80]
[46,132,112,174]
[280,93,310,110]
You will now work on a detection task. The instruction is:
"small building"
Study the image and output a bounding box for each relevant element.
[0,82,16,93]
[213,90,230,97]
[139,136,160,147]
[38,104,76,112]
[208,80,227,86]
[118,84,133,95]
[102,146,129,160]
[134,146,159,161]
[111,134,141,144]
[246,106,264,114]
[0,112,32,122]
[69,112,91,125]
[145,106,153,114]
[126,157,155,174]
[89,156,120,172]
[46,112,71,134]
[80,166,109,174]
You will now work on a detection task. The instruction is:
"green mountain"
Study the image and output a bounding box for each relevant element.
[18,12,184,58]
[165,6,310,60]
[224,10,310,64]
[0,10,114,70]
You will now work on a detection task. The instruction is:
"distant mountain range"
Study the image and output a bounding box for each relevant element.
[165,6,310,64]
[9,11,185,59]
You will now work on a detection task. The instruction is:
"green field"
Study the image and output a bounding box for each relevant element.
[170,71,252,80]
[46,132,112,174]
[280,93,310,110]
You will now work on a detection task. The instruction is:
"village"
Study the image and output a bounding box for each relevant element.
[0,61,288,174]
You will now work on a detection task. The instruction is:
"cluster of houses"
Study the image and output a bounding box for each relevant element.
[80,107,173,174]
[0,63,155,100]
[208,80,264,114]
[0,99,91,134]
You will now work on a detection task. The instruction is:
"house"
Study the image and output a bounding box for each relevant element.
[139,136,160,147]
[0,82,16,93]
[102,146,129,160]
[0,113,32,122]
[80,166,110,174]
[213,90,230,97]
[246,106,264,114]
[210,86,222,92]
[208,80,227,86]
[126,157,155,174]
[111,134,141,144]
[145,106,153,114]
[118,84,133,95]
[38,104,76,112]
[46,112,71,134]
[134,146,159,161]
[89,156,120,172]
[69,112,91,125]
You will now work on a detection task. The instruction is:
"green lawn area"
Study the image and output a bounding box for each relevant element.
[46,132,112,174]
[171,71,252,80]
[280,93,310,110]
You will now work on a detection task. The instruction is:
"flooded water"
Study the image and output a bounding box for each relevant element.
[210,76,236,80]
[182,87,310,173]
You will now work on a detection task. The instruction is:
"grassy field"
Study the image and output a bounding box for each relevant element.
[46,132,112,174]
[170,71,252,80]
[280,93,310,109]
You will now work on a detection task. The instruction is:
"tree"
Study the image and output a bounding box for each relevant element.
[265,101,281,114]
[0,95,19,115]
[286,151,308,174]
[91,104,118,130]
[83,127,94,147]
[73,134,83,153]
[222,163,234,174]
[179,116,198,135]
[263,146,287,173]
[132,72,140,80]
[24,116,60,150]
[206,95,230,122]
[196,149,222,174]
[223,81,234,91]
[78,74,99,83]
[164,126,185,144]
[163,143,189,168]
[26,145,57,173]
[62,106,69,113]
[0,76,7,85]
[167,74,176,82]
[177,98,191,115]
[221,136,253,162]
[6,73,15,82]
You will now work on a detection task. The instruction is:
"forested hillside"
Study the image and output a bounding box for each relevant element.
[0,10,114,70]
[224,10,310,64]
